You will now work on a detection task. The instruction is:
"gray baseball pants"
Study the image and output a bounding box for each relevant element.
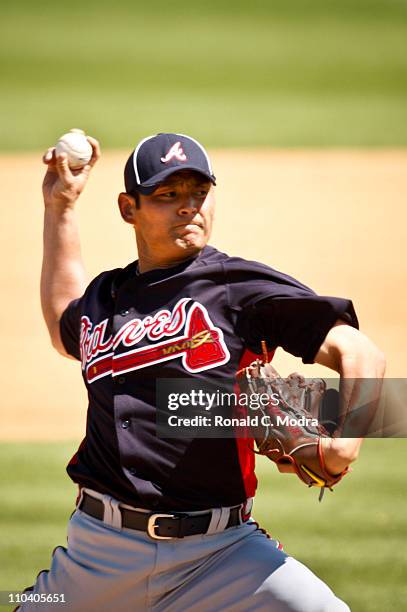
[20,488,350,611]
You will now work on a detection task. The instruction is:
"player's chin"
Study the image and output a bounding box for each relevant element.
[174,230,208,251]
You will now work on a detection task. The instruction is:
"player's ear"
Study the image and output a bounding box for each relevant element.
[118,193,137,225]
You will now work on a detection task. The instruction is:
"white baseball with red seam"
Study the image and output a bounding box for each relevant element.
[55,128,93,169]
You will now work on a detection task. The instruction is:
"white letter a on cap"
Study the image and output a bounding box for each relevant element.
[161,142,187,163]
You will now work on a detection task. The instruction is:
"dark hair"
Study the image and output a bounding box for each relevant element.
[128,191,141,209]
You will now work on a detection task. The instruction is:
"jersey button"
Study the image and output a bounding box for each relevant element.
[129,467,136,475]
[117,376,126,384]
[122,420,130,429]
[120,309,129,316]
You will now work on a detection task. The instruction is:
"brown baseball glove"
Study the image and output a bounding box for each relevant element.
[236,347,349,500]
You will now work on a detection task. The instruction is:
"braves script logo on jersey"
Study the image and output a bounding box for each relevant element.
[80,298,230,383]
[160,142,187,163]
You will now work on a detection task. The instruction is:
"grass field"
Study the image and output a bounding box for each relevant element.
[0,440,406,611]
[1,0,407,149]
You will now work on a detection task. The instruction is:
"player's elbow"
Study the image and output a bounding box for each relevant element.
[372,347,386,378]
[320,324,387,378]
[339,341,386,379]
[52,336,68,357]
[48,322,72,359]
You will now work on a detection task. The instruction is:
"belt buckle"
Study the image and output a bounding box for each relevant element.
[147,513,176,540]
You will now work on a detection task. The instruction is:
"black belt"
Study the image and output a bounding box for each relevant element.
[79,492,246,539]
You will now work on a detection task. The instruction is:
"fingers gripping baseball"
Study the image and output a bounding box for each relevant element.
[42,133,101,210]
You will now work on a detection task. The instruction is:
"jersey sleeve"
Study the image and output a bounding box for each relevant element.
[225,258,359,364]
[59,267,122,361]
[60,297,83,360]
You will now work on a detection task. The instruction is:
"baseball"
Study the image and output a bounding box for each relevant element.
[55,128,93,169]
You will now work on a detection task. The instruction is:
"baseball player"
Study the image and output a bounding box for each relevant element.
[20,133,385,611]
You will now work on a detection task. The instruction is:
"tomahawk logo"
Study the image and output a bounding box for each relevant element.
[80,298,230,383]
[160,142,187,163]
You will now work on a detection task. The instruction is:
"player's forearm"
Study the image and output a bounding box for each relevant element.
[329,369,385,476]
[324,376,382,474]
[315,322,386,474]
[41,206,87,350]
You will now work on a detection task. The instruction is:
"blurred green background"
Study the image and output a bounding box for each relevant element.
[0,441,406,612]
[1,0,407,150]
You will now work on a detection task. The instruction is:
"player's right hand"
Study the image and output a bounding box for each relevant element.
[42,136,101,209]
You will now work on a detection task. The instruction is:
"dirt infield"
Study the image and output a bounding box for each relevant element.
[1,150,406,440]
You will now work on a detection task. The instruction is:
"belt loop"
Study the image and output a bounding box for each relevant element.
[101,494,113,525]
[217,506,230,532]
[206,508,222,535]
[109,497,122,531]
[100,495,122,531]
[76,488,85,510]
[206,507,230,535]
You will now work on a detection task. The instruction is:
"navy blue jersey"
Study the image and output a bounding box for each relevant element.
[60,246,358,510]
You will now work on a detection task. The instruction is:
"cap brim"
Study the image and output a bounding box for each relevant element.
[134,165,216,195]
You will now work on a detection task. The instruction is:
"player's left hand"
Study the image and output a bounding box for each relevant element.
[237,358,350,500]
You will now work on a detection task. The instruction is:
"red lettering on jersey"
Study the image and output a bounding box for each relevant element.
[81,299,230,383]
[160,142,187,163]
[109,302,229,379]
[80,298,189,371]
[80,317,112,369]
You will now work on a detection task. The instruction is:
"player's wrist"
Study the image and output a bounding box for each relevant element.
[43,203,79,226]
[320,437,357,475]
[43,193,80,212]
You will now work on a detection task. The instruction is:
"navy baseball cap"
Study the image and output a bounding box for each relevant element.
[124,133,216,195]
